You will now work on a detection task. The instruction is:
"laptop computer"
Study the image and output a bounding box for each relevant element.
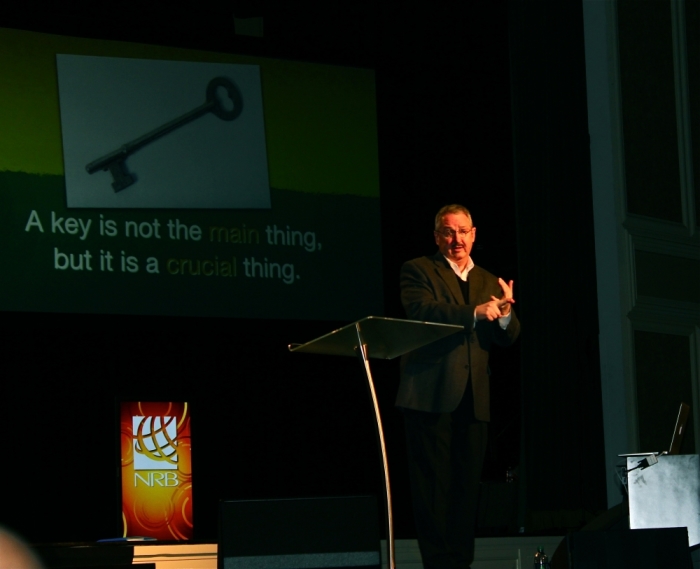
[619,402,690,458]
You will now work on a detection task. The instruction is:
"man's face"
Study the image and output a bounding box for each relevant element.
[434,212,476,266]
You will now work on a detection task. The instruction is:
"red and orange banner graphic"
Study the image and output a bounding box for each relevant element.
[120,402,192,540]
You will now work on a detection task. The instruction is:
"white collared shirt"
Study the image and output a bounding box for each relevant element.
[444,255,474,281]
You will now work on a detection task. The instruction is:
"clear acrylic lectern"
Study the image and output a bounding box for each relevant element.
[289,316,464,569]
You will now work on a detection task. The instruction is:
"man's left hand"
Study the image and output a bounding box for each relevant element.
[490,278,515,317]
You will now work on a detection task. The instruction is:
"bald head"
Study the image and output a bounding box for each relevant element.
[0,528,43,569]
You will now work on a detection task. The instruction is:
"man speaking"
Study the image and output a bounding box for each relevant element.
[397,204,520,569]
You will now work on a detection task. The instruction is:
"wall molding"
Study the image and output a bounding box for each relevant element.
[630,296,700,332]
[671,0,697,234]
[625,214,699,249]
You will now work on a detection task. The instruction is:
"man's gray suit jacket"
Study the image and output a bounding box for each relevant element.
[396,253,520,420]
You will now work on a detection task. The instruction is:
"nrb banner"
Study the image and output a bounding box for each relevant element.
[120,401,192,540]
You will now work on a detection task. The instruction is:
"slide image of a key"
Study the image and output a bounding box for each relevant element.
[86,77,243,192]
[56,55,271,210]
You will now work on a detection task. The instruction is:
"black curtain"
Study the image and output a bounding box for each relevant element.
[508,0,608,531]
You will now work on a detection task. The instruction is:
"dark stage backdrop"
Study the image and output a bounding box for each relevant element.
[0,0,537,543]
[508,0,607,531]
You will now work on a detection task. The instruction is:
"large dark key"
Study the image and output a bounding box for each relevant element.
[86,77,242,192]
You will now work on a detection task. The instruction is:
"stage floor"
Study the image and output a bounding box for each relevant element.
[132,536,565,569]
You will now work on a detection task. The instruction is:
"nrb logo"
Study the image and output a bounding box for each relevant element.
[132,416,179,471]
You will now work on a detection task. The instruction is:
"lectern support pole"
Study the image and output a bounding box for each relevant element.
[354,322,395,569]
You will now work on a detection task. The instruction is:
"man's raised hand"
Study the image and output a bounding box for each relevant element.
[490,278,515,316]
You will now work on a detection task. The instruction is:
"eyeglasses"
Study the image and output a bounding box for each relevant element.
[435,227,473,239]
